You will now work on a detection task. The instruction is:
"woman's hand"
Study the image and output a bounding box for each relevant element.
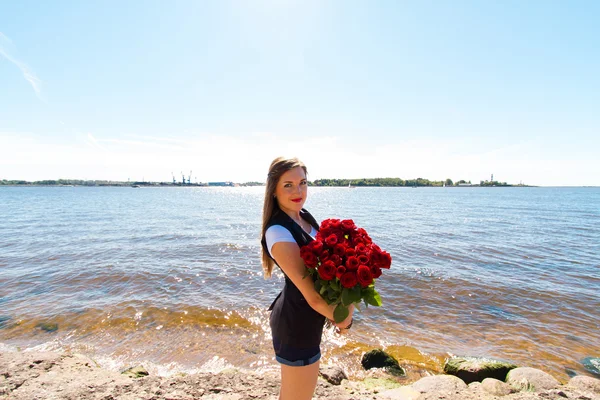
[334,304,354,334]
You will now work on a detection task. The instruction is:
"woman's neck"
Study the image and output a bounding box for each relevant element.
[283,210,302,222]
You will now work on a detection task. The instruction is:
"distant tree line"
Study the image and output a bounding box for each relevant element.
[1,179,145,186]
[311,178,488,187]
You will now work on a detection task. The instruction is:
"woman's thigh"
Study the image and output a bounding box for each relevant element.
[279,360,320,400]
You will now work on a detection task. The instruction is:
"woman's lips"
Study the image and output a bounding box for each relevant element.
[291,198,302,203]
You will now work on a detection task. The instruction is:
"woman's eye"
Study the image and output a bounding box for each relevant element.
[284,184,291,188]
[300,180,307,185]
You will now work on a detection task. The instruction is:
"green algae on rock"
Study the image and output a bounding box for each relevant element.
[444,356,518,383]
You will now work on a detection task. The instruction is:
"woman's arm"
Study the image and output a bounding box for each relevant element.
[271,241,354,327]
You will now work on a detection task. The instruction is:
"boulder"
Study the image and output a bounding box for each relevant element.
[506,367,559,392]
[411,375,467,394]
[443,356,517,383]
[481,377,513,396]
[567,375,600,394]
[361,349,405,376]
[121,366,149,378]
[582,357,600,377]
[319,366,347,385]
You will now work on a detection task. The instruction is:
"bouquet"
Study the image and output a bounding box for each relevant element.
[300,218,392,323]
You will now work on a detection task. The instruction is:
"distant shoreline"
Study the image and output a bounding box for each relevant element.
[1,178,538,188]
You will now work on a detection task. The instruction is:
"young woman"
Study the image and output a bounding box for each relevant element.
[260,156,354,400]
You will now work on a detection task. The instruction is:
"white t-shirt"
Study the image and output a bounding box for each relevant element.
[265,225,318,258]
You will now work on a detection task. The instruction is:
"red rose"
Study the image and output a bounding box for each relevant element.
[300,248,318,268]
[345,248,356,258]
[355,243,368,255]
[352,236,365,246]
[329,254,342,267]
[341,219,356,232]
[336,265,346,279]
[380,251,392,269]
[318,260,336,281]
[340,271,358,288]
[357,265,373,287]
[357,228,372,242]
[325,234,338,247]
[357,254,370,265]
[345,256,359,271]
[330,219,342,230]
[333,243,347,257]
[370,265,382,278]
[308,240,324,255]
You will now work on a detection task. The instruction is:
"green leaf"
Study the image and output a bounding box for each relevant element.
[333,304,349,323]
[320,284,327,296]
[341,288,352,307]
[365,290,382,306]
[348,286,362,304]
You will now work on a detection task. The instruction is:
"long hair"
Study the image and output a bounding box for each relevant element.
[261,156,308,278]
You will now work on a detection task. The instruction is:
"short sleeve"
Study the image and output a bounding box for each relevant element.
[265,225,296,257]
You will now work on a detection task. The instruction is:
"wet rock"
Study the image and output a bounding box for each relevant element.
[361,349,405,376]
[319,366,347,385]
[481,377,513,396]
[581,357,600,377]
[443,356,517,383]
[36,322,58,332]
[567,375,600,394]
[506,367,560,392]
[121,365,149,378]
[411,374,467,394]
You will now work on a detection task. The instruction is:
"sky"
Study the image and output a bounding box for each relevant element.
[1,1,598,186]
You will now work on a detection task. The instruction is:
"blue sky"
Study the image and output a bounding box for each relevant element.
[1,0,598,185]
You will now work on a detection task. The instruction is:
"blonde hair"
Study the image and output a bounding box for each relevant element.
[261,156,308,278]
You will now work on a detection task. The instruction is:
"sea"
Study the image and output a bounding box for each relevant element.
[0,186,598,382]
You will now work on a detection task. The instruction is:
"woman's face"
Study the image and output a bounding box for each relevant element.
[275,166,308,214]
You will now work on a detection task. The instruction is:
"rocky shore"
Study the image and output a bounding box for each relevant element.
[1,350,599,400]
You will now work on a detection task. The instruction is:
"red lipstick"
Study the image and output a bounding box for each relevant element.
[291,198,302,203]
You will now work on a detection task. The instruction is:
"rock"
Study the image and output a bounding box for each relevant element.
[582,357,600,377]
[567,375,600,394]
[443,356,517,383]
[506,367,559,392]
[379,386,422,399]
[411,375,467,394]
[36,322,58,332]
[121,366,149,378]
[481,377,513,396]
[319,366,347,385]
[361,349,405,376]
[468,381,481,389]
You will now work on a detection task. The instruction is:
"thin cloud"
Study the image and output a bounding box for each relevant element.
[0,31,44,101]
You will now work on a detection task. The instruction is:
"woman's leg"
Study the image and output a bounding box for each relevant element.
[279,360,320,400]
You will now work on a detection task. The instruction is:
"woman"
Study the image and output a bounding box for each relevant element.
[260,156,354,400]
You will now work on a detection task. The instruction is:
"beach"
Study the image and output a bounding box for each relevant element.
[2,350,600,399]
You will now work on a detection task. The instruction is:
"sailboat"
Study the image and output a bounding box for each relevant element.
[348,181,356,189]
